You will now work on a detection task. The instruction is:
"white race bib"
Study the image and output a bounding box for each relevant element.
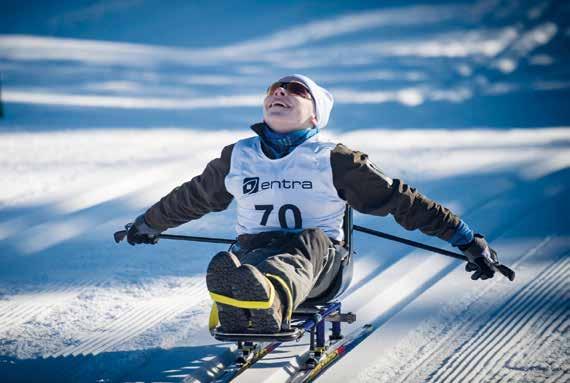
[225,135,346,241]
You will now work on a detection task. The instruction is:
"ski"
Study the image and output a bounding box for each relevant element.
[212,324,373,383]
[212,341,282,383]
[288,324,374,383]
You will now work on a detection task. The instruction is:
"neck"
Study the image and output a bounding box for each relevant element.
[251,122,319,159]
[265,121,313,133]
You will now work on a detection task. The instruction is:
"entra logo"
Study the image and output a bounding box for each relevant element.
[242,177,313,194]
[243,177,260,194]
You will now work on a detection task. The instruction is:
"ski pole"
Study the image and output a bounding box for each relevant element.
[354,225,466,260]
[353,224,515,281]
[114,226,235,245]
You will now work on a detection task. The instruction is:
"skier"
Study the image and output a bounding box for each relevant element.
[125,74,501,334]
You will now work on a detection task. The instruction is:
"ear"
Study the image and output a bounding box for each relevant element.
[310,115,318,126]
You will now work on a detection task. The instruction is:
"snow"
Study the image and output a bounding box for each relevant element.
[1,0,569,382]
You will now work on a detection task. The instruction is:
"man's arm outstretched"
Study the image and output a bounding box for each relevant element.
[331,143,499,280]
[127,144,235,245]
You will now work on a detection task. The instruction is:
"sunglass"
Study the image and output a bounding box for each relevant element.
[267,81,312,99]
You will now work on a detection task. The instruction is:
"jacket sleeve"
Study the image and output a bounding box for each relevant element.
[144,144,235,231]
[330,143,460,241]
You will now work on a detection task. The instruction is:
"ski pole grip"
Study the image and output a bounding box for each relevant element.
[114,230,127,243]
[496,264,515,281]
[114,223,132,244]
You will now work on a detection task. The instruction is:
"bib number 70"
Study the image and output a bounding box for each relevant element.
[255,204,302,229]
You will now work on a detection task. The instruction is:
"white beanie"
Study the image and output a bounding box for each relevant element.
[277,74,334,129]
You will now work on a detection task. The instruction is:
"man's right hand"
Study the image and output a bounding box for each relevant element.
[127,214,162,245]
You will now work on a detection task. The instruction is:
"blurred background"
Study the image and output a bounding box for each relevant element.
[1,0,569,131]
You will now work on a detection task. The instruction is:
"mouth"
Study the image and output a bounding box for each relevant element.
[269,100,290,109]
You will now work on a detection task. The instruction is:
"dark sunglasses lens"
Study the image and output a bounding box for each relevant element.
[267,82,281,94]
[286,82,310,98]
[267,82,310,98]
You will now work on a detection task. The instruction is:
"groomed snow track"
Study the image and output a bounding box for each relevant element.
[427,256,569,383]
[1,134,568,382]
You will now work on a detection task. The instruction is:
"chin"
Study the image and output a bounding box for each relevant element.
[264,118,291,130]
[268,124,305,134]
[266,124,291,133]
[264,112,305,132]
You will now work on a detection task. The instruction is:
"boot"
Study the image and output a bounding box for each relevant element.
[206,251,249,333]
[232,264,284,333]
[207,252,285,334]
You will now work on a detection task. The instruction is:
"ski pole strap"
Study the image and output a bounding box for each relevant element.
[265,273,294,323]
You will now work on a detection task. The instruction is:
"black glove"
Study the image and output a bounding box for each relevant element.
[126,214,162,246]
[459,234,499,280]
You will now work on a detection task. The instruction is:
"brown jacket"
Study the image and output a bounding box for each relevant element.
[144,135,461,242]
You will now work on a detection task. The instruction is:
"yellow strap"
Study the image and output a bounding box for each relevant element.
[265,273,293,321]
[209,282,275,309]
[208,303,219,332]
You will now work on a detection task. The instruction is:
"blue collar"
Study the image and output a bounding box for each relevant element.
[251,122,320,159]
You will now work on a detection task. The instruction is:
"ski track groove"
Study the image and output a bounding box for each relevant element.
[533,314,569,359]
[431,257,568,381]
[51,299,160,357]
[84,296,190,356]
[451,263,569,383]
[480,281,569,382]
[426,259,564,382]
[56,304,164,357]
[4,306,41,329]
[62,303,160,357]
[434,261,568,383]
[90,292,207,356]
[0,281,82,321]
[0,279,97,333]
[494,308,569,382]
[53,281,180,356]
[77,304,170,357]
[394,236,556,383]
[428,257,569,383]
[50,280,208,357]
[87,300,190,356]
[57,298,176,357]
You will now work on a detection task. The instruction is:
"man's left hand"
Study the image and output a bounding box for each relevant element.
[459,234,499,280]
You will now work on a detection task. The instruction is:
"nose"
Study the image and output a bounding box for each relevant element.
[272,86,287,96]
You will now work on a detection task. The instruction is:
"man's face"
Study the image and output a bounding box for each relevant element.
[263,82,317,133]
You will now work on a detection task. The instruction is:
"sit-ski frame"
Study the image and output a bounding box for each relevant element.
[212,301,356,368]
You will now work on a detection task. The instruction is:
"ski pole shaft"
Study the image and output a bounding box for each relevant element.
[157,233,235,244]
[353,224,467,261]
[113,229,235,245]
[353,225,515,281]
